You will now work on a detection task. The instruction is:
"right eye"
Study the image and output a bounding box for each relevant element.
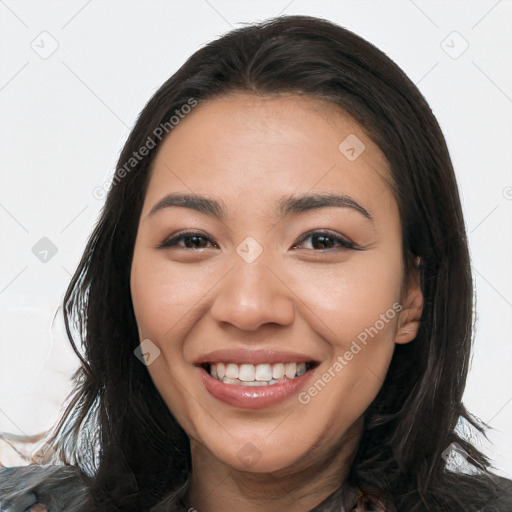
[157,230,218,250]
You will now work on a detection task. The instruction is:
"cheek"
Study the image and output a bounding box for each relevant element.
[130,257,203,433]
[130,254,205,340]
[291,253,402,429]
[290,250,403,350]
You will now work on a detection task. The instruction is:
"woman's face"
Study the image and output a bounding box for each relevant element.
[130,93,422,475]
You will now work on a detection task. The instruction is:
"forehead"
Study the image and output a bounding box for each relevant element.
[144,92,395,220]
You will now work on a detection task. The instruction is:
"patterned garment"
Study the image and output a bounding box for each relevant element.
[0,466,87,512]
[0,464,388,512]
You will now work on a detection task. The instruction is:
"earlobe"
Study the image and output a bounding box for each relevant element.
[395,257,424,345]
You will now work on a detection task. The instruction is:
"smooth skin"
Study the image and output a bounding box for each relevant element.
[130,92,423,512]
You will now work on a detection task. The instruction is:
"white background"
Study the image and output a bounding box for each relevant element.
[0,0,511,477]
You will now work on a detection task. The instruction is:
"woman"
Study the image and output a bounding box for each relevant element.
[1,14,511,512]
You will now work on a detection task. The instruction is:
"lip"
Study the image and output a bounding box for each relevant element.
[196,364,316,410]
[194,348,320,409]
[193,348,319,366]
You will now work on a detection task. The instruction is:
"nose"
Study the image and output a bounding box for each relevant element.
[210,254,296,332]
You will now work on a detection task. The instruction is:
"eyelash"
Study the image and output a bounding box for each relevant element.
[157,229,360,252]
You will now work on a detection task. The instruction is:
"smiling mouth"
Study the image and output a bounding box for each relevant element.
[200,361,317,386]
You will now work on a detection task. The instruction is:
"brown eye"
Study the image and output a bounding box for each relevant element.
[158,231,217,250]
[293,230,358,251]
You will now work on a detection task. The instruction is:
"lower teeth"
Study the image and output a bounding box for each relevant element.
[218,376,291,386]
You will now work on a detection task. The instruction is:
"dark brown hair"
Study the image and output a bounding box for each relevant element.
[43,15,510,511]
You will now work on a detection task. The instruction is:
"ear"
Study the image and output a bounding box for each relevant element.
[395,256,424,344]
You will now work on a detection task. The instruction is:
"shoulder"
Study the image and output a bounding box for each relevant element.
[438,472,512,512]
[0,465,88,512]
[492,475,512,509]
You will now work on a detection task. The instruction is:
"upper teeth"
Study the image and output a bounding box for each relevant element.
[210,362,307,386]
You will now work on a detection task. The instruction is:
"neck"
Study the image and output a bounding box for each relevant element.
[184,417,363,512]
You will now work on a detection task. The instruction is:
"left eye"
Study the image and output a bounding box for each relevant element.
[292,230,357,251]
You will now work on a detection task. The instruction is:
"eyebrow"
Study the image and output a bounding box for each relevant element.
[147,192,373,222]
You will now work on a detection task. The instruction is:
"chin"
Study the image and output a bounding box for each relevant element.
[204,436,313,475]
